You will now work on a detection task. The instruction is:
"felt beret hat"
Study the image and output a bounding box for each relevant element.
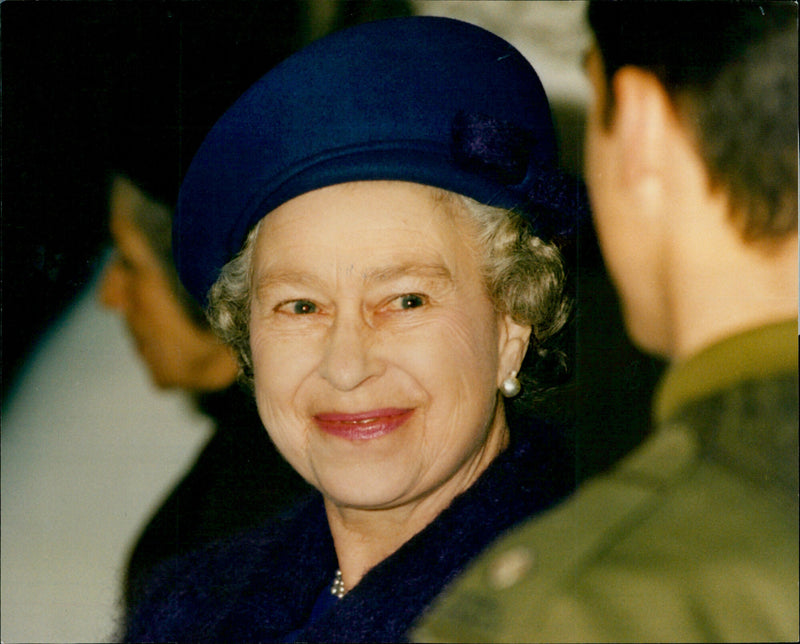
[176,16,583,305]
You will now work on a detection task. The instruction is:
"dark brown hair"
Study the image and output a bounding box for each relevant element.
[589,1,797,241]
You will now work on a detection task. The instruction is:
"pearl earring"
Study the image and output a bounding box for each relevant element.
[500,371,521,398]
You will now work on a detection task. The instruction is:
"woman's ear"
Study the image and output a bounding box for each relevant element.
[497,314,532,387]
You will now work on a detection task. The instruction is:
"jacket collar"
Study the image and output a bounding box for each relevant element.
[654,318,797,425]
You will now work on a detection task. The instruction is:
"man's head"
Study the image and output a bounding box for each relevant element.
[584,1,797,358]
[589,1,796,240]
[99,174,240,391]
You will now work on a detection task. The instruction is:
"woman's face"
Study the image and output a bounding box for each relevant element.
[99,176,238,390]
[249,181,529,512]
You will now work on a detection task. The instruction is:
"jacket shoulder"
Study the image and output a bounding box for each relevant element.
[413,422,799,642]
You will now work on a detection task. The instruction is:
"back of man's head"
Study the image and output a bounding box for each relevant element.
[588,1,797,242]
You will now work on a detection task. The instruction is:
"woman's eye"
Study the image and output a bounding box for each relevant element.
[279,300,317,315]
[393,294,427,310]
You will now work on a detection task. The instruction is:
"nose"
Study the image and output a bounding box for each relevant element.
[97,256,127,312]
[318,307,383,391]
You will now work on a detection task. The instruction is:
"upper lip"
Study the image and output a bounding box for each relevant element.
[313,408,412,423]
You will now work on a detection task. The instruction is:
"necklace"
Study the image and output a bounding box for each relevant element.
[331,569,346,599]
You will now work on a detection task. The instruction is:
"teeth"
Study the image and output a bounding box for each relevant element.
[331,417,382,425]
[322,413,404,425]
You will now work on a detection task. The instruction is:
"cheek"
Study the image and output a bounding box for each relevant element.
[403,317,502,482]
[129,277,170,323]
[251,327,296,409]
[126,287,163,340]
[250,319,323,380]
[442,313,498,380]
[403,306,501,419]
[249,324,318,462]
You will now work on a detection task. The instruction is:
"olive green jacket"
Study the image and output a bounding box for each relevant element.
[413,320,798,643]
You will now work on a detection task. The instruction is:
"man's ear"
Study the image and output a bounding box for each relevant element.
[611,66,673,188]
[497,315,532,387]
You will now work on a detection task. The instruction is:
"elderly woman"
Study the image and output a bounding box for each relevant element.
[124,16,581,643]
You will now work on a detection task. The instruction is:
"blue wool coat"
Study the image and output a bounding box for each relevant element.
[123,421,573,643]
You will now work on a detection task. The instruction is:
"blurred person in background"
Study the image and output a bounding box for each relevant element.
[414,2,798,641]
[99,169,313,610]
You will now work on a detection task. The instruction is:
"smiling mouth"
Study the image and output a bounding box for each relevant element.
[313,408,414,441]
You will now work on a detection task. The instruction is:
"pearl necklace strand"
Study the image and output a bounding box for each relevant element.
[331,569,346,599]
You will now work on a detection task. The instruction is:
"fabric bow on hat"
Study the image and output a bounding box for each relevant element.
[451,111,589,242]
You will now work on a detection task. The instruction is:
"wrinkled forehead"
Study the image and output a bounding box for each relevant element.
[250,180,482,284]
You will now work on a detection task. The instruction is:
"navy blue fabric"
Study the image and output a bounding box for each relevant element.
[175,16,585,305]
[278,581,339,643]
[123,421,574,643]
[123,386,313,611]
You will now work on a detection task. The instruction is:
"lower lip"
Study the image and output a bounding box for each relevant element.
[313,408,414,441]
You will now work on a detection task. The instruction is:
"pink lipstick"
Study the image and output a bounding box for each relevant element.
[313,408,413,441]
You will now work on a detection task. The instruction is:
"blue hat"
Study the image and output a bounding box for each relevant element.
[176,16,585,305]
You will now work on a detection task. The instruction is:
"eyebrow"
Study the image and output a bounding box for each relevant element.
[361,262,454,285]
[254,270,325,300]
[254,262,454,298]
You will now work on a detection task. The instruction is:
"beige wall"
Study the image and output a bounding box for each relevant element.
[413,1,590,175]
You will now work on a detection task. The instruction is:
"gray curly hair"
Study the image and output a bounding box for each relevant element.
[206,187,571,404]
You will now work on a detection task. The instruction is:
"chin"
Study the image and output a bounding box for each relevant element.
[146,368,182,390]
[150,377,177,390]
[142,352,183,390]
[315,463,418,510]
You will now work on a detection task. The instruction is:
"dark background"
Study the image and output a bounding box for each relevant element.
[2,2,297,397]
[1,1,663,480]
[1,0,409,400]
